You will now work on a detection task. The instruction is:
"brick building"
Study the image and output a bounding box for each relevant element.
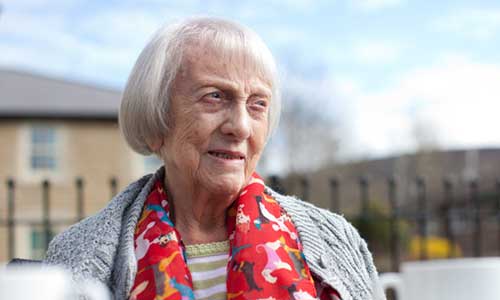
[0,69,161,262]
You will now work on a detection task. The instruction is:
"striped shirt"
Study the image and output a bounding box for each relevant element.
[185,240,229,300]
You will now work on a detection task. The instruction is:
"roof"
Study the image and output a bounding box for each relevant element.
[0,69,122,119]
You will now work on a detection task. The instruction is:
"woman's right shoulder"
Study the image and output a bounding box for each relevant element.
[43,173,154,281]
[43,206,122,278]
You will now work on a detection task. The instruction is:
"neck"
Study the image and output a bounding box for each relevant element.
[164,174,236,245]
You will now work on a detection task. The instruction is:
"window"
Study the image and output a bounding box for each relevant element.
[30,228,54,259]
[144,155,163,174]
[30,126,57,171]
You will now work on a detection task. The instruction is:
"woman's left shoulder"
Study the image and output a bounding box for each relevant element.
[266,187,385,300]
[266,187,360,241]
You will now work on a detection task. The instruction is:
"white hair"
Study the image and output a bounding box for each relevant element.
[119,17,281,155]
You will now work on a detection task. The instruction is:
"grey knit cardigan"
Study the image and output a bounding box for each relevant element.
[44,169,386,300]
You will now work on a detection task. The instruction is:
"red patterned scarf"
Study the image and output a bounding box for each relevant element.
[130,173,318,300]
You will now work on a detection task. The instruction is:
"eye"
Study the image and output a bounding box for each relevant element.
[208,91,222,99]
[255,99,268,107]
[202,91,224,103]
[249,97,269,112]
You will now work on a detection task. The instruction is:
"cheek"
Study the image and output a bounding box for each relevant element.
[253,122,269,149]
[163,122,206,167]
[173,115,206,149]
[248,124,268,162]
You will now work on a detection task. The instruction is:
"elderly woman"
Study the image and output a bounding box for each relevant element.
[45,17,384,300]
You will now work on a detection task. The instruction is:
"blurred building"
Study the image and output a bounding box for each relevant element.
[0,69,161,261]
[282,148,500,268]
[299,148,500,214]
[2,68,500,266]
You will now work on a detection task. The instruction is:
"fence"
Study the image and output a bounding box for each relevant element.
[2,175,500,272]
[0,177,119,262]
[271,175,500,271]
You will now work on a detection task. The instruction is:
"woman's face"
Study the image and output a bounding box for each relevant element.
[160,44,271,197]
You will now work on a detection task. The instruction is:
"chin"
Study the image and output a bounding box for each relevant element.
[203,172,248,196]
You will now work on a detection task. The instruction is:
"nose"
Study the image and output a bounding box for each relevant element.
[220,102,251,141]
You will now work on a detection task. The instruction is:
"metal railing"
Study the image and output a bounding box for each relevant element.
[2,175,500,271]
[1,177,119,261]
[267,175,500,271]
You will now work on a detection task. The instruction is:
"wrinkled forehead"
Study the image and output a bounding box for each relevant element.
[180,31,276,87]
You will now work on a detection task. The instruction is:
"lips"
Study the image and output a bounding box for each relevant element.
[208,150,245,160]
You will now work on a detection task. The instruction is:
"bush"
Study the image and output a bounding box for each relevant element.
[349,201,410,254]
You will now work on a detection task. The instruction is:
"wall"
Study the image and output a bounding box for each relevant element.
[0,119,150,262]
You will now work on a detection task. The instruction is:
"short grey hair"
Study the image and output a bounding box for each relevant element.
[119,17,281,155]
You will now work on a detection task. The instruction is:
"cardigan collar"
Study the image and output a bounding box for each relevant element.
[104,168,354,300]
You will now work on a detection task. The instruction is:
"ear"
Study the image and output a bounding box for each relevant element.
[147,138,163,153]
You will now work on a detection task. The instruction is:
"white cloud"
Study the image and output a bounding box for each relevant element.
[434,9,500,39]
[0,9,83,73]
[2,0,499,164]
[0,0,317,87]
[0,3,188,86]
[333,55,500,159]
[261,27,309,48]
[352,40,402,64]
[320,38,406,68]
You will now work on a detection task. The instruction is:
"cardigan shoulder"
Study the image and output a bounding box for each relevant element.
[267,188,385,300]
[43,174,152,285]
[43,173,384,300]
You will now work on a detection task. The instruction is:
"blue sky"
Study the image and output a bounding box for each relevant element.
[2,0,500,169]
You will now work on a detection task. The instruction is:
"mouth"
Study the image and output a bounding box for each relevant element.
[208,150,245,161]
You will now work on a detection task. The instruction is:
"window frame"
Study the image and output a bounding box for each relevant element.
[18,123,65,182]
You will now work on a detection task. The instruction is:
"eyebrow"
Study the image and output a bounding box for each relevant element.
[194,75,272,97]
